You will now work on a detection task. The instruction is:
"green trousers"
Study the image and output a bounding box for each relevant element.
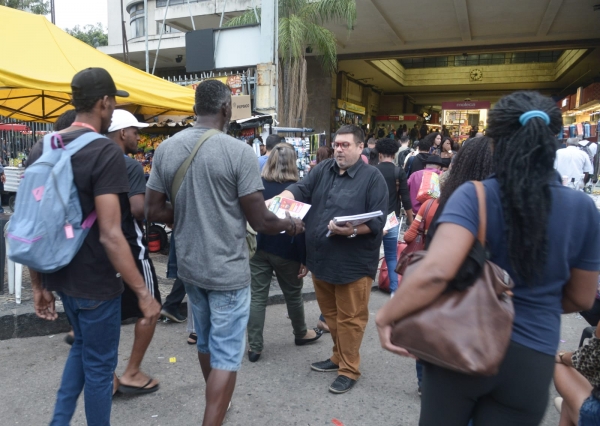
[248,250,307,352]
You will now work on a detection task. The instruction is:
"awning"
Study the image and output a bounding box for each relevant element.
[0,6,195,123]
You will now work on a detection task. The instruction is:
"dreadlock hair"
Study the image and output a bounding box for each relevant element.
[486,91,562,283]
[438,136,494,209]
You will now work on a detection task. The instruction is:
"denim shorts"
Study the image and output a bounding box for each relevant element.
[183,282,250,372]
[579,395,600,426]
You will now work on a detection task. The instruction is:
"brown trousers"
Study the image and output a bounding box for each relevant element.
[312,276,371,380]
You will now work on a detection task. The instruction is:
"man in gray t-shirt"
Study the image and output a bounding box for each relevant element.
[146,80,304,426]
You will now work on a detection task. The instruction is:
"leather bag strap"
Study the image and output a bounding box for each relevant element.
[171,128,220,204]
[472,181,487,246]
[421,198,436,230]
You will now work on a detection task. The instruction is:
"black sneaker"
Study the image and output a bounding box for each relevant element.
[161,308,186,323]
[329,375,356,394]
[310,359,339,372]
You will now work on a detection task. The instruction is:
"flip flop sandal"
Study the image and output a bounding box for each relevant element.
[187,333,197,345]
[118,378,159,395]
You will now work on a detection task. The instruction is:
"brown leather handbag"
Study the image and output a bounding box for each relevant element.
[391,181,515,376]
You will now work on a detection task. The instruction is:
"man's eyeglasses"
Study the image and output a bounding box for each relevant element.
[333,142,352,149]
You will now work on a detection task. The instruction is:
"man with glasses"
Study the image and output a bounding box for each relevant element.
[271,124,388,394]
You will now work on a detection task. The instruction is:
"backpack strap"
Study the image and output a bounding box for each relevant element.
[171,129,221,204]
[64,132,104,155]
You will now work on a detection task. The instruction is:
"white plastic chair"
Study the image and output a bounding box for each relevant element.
[4,221,22,304]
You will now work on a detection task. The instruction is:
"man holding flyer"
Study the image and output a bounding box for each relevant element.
[272,124,388,394]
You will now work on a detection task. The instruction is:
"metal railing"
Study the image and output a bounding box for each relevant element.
[0,116,54,162]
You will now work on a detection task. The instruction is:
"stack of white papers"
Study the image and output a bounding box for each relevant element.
[326,210,383,236]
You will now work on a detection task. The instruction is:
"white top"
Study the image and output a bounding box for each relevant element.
[555,146,593,184]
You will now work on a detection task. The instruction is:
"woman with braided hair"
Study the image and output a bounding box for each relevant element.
[377,91,600,425]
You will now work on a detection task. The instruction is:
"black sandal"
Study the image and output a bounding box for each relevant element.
[187,333,197,345]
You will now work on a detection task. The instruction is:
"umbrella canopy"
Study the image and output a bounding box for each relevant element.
[0,6,194,123]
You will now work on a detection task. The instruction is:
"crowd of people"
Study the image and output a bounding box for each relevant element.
[17,67,600,426]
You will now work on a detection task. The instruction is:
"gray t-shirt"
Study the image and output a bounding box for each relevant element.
[147,127,264,291]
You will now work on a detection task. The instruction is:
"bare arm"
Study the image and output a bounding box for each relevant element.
[266,189,295,208]
[376,223,474,356]
[129,194,145,222]
[145,188,173,224]
[562,268,598,313]
[240,191,303,235]
[96,193,160,325]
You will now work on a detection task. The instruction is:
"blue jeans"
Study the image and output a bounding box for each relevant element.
[51,293,121,426]
[580,395,600,425]
[183,282,250,372]
[382,225,399,293]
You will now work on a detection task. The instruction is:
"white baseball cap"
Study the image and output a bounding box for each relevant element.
[108,109,149,133]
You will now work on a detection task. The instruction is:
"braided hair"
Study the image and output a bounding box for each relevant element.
[438,136,494,208]
[486,91,562,282]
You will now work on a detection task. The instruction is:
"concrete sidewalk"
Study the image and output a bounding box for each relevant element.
[0,292,576,425]
[0,251,382,340]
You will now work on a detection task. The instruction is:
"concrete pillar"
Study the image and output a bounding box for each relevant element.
[305,57,333,136]
[255,0,277,117]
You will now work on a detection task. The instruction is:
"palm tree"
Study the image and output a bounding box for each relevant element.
[226,0,356,127]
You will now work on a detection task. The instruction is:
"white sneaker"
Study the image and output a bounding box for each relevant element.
[554,397,563,413]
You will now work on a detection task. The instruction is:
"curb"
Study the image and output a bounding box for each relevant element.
[0,282,382,340]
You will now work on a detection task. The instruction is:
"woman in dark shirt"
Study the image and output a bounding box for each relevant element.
[247,143,323,363]
[377,92,600,425]
[375,138,413,295]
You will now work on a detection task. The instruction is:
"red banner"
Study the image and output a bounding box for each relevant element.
[375,115,419,121]
[441,101,491,110]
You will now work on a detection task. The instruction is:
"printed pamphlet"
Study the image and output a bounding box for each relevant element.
[383,212,399,231]
[269,196,311,220]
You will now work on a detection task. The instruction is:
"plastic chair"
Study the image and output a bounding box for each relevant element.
[579,326,597,347]
[4,221,22,304]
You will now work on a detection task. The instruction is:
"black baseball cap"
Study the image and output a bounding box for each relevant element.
[71,67,129,100]
[425,155,444,167]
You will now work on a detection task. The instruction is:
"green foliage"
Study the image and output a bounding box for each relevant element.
[0,0,50,14]
[65,23,108,47]
[225,0,356,73]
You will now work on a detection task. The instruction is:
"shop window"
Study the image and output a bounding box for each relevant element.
[156,23,182,34]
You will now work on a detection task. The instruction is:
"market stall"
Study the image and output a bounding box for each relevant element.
[441,101,491,143]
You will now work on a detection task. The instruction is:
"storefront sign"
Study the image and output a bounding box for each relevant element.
[375,115,419,121]
[337,99,366,115]
[441,101,491,110]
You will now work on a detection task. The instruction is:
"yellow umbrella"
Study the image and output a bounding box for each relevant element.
[0,6,194,123]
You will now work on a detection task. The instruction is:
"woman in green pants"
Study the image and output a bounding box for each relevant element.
[247,143,323,362]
